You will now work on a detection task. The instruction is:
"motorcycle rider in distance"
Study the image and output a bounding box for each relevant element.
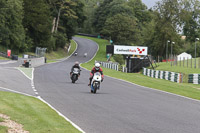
[88,62,104,86]
[70,61,81,76]
[74,51,78,56]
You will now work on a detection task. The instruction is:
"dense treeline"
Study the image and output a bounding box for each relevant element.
[0,0,85,53]
[80,0,200,58]
[1,0,200,57]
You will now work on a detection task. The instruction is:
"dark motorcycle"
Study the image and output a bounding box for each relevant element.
[71,68,80,83]
[74,52,78,56]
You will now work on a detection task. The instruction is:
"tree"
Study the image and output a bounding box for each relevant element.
[93,0,133,33]
[47,0,86,42]
[144,0,183,56]
[80,0,104,34]
[180,0,200,42]
[102,14,137,45]
[23,0,52,51]
[126,0,151,24]
[0,0,26,53]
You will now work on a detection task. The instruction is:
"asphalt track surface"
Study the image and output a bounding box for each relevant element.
[0,60,34,96]
[1,37,200,133]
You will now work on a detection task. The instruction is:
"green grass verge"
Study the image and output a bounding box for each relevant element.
[155,60,200,74]
[17,67,33,79]
[0,117,7,132]
[152,59,200,83]
[78,35,200,100]
[0,56,11,60]
[45,40,77,63]
[0,126,7,133]
[0,91,80,133]
[0,117,4,122]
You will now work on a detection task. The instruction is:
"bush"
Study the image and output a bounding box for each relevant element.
[113,54,124,65]
[54,32,67,49]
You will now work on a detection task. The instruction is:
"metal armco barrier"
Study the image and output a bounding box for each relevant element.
[96,61,119,71]
[143,68,183,83]
[122,66,127,73]
[188,74,200,84]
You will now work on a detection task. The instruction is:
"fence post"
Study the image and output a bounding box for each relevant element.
[199,58,200,69]
[191,58,192,68]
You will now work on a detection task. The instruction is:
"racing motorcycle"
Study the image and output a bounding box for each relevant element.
[71,68,80,83]
[90,72,102,93]
[74,52,78,56]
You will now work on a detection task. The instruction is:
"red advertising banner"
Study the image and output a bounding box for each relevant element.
[7,49,11,57]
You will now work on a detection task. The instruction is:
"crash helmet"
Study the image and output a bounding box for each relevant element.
[95,62,100,71]
[75,61,79,66]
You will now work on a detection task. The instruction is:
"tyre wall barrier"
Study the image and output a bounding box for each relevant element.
[188,74,200,84]
[143,68,183,83]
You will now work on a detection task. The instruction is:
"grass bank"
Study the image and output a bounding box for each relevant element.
[78,35,200,100]
[0,91,80,133]
[45,40,77,63]
[155,61,200,74]
[0,57,11,60]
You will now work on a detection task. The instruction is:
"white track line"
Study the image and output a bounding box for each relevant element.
[0,86,34,97]
[77,38,200,103]
[16,67,32,80]
[47,39,78,64]
[81,65,200,103]
[0,86,85,132]
[37,96,85,133]
[79,38,99,64]
[0,60,17,64]
[107,75,200,103]
[17,65,85,133]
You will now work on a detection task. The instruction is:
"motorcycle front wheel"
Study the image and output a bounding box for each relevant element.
[93,84,98,94]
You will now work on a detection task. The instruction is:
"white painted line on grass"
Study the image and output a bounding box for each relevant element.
[37,96,85,133]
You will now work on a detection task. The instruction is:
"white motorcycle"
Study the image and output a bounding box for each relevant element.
[74,52,78,56]
[90,72,102,93]
[71,68,80,83]
[84,53,87,57]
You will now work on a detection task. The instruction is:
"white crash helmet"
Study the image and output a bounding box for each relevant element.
[95,62,100,70]
[75,61,79,65]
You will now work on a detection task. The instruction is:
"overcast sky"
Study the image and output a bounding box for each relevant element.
[142,0,160,8]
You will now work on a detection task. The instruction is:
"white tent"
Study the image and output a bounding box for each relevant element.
[177,52,192,61]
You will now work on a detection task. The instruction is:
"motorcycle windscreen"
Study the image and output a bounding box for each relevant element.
[73,68,79,74]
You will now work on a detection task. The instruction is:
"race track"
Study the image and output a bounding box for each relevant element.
[25,37,200,133]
